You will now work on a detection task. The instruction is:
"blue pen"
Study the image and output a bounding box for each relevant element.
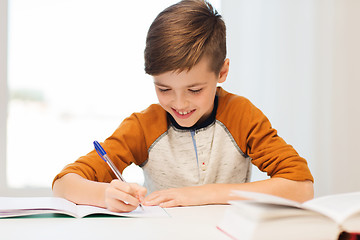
[94,140,126,182]
[93,140,144,210]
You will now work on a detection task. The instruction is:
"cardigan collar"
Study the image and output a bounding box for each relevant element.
[167,95,218,131]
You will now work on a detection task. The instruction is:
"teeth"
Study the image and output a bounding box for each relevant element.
[178,110,190,115]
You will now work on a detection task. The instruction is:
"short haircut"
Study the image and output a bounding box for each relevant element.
[144,0,226,76]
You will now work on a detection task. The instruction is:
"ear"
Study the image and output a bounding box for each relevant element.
[218,58,230,84]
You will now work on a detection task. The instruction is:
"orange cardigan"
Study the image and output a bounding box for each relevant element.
[53,87,313,192]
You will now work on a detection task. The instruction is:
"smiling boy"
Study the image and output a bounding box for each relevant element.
[53,0,314,212]
[153,57,225,128]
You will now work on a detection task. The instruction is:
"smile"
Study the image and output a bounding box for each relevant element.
[172,108,195,119]
[177,110,191,115]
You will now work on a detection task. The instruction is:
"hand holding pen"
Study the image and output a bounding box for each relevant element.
[94,141,146,212]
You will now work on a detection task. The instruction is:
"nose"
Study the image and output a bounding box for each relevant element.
[173,92,189,110]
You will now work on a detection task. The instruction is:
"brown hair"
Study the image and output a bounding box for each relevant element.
[144,0,226,76]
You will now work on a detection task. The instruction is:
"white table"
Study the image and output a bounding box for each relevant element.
[0,205,230,240]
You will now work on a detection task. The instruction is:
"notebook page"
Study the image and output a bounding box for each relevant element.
[76,204,170,218]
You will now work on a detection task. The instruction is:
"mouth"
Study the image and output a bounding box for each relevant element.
[172,108,195,119]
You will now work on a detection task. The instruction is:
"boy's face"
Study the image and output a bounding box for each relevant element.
[153,57,229,128]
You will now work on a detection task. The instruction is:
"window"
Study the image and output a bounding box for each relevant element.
[1,0,221,196]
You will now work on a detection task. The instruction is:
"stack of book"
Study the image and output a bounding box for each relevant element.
[217,191,360,240]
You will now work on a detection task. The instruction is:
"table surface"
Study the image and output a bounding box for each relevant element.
[0,204,230,240]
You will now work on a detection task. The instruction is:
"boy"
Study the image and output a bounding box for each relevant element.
[53,0,314,213]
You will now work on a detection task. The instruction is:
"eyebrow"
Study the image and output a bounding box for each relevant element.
[153,82,169,87]
[153,82,207,88]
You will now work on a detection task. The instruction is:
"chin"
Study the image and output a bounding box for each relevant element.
[174,118,196,128]
[179,123,194,128]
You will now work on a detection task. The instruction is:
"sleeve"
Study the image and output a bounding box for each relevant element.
[218,92,314,182]
[244,103,314,182]
[52,112,149,187]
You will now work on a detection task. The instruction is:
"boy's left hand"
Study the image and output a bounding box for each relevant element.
[143,186,209,208]
[142,179,314,208]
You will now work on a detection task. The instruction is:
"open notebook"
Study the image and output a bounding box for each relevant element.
[0,197,169,218]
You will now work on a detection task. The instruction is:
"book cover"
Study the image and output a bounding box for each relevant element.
[217,191,360,240]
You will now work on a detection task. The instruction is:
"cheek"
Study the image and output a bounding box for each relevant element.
[156,94,170,108]
[194,92,216,113]
[198,91,214,106]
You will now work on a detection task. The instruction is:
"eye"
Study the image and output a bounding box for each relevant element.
[158,87,170,92]
[189,88,202,94]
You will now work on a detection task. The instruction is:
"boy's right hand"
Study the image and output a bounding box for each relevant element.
[104,180,147,213]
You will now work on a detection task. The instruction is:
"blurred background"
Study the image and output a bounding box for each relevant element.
[0,0,359,197]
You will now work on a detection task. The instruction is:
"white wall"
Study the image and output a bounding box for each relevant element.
[222,0,360,197]
[0,0,8,195]
[1,0,359,197]
[328,0,360,194]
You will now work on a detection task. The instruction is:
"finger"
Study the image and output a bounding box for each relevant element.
[159,199,178,208]
[144,195,178,208]
[105,193,139,212]
[108,187,140,206]
[143,192,173,206]
[143,190,164,202]
[106,182,141,207]
[111,181,147,201]
[106,197,138,212]
[110,180,137,196]
[110,180,145,204]
[129,183,147,200]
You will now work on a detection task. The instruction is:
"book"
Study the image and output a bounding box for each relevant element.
[217,191,360,240]
[0,197,169,218]
[339,232,360,240]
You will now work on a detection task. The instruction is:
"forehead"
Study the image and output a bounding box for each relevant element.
[153,57,217,87]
